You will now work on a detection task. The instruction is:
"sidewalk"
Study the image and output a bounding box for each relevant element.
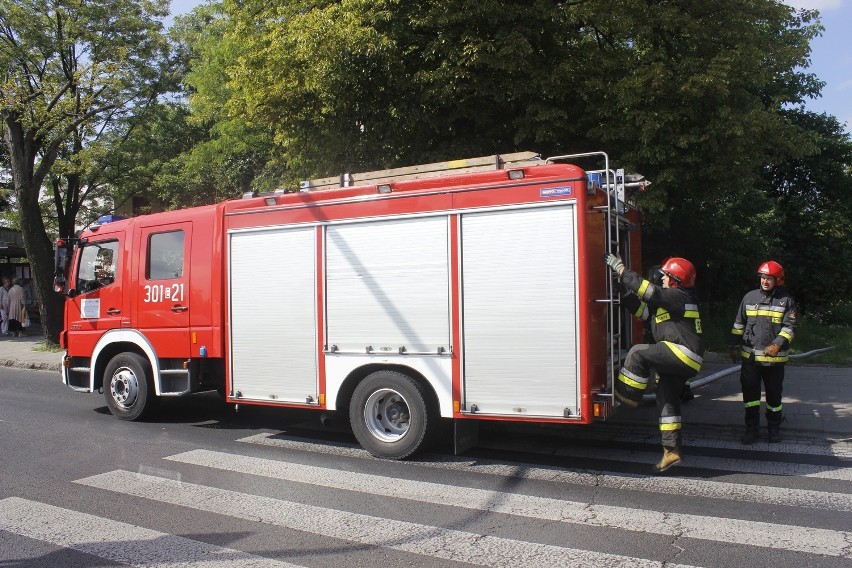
[2,325,850,449]
[0,322,62,372]
[605,352,852,450]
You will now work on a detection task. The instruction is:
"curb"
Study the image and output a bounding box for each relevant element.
[0,358,62,372]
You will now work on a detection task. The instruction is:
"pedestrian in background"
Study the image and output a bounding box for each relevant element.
[7,278,26,338]
[730,261,798,444]
[604,254,705,473]
[0,277,10,336]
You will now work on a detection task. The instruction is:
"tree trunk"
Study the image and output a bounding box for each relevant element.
[4,117,64,345]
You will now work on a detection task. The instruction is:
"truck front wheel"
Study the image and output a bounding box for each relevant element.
[350,371,437,460]
[103,353,156,421]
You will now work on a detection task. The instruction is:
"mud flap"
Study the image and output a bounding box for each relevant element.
[454,419,479,455]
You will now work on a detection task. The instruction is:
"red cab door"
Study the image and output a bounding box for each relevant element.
[135,222,192,357]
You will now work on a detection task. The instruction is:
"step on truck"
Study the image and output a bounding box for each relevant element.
[55,151,646,458]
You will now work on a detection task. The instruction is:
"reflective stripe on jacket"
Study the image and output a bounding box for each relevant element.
[620,270,705,368]
[730,287,797,366]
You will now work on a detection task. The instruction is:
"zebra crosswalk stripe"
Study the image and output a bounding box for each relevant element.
[74,470,696,568]
[537,444,852,481]
[238,433,852,512]
[164,448,852,559]
[0,497,306,568]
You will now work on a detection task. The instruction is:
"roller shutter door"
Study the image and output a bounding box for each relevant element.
[326,217,450,355]
[229,227,317,402]
[461,205,579,417]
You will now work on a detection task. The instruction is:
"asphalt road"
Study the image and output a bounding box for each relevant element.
[2,366,851,568]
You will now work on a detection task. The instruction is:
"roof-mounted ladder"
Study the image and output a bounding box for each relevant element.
[298,151,542,191]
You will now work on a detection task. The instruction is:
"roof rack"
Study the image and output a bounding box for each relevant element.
[298,151,542,191]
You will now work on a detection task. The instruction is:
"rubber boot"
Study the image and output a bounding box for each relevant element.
[654,446,682,473]
[766,412,784,443]
[741,424,760,445]
[767,424,781,443]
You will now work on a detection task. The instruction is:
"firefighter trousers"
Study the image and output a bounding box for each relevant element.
[656,373,688,450]
[740,361,785,427]
[616,343,697,449]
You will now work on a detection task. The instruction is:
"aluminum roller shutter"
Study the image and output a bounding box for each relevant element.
[461,205,579,417]
[229,227,317,402]
[326,217,450,355]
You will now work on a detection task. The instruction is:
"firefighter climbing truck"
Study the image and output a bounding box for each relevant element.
[55,151,645,458]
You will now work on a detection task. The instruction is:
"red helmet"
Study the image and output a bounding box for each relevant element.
[660,257,696,288]
[757,260,784,285]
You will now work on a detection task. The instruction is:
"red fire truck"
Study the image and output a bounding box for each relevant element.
[56,151,645,458]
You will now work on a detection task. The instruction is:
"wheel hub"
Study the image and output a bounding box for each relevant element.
[110,367,139,408]
[364,388,410,442]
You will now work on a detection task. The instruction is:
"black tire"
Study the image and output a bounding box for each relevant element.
[349,370,437,460]
[103,352,156,421]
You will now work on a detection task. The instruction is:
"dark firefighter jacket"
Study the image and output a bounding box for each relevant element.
[730,287,797,365]
[620,270,705,373]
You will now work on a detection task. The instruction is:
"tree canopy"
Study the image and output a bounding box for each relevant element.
[194,0,847,311]
[216,1,822,191]
[1,0,171,340]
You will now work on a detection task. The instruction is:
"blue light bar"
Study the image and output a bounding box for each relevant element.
[96,215,127,225]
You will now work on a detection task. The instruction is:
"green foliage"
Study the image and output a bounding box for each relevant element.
[590,0,823,205]
[213,0,822,194]
[98,101,209,213]
[149,2,281,201]
[762,110,852,312]
[220,0,600,181]
[142,0,852,321]
[792,318,852,366]
[1,0,172,341]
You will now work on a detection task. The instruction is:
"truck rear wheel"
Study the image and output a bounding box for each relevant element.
[350,370,436,460]
[103,352,156,421]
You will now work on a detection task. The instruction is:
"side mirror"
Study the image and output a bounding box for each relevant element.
[54,239,75,296]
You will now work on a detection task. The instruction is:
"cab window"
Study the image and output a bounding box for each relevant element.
[147,231,185,280]
[77,241,119,293]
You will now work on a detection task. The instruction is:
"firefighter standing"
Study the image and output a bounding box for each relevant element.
[604,254,704,473]
[729,261,797,444]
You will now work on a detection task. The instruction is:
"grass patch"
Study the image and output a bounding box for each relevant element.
[792,319,852,365]
[33,340,63,353]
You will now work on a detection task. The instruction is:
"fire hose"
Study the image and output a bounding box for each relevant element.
[642,346,835,402]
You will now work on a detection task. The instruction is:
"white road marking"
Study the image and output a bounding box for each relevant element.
[545,444,852,481]
[0,497,306,567]
[75,470,696,568]
[238,433,852,511]
[165,448,852,559]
